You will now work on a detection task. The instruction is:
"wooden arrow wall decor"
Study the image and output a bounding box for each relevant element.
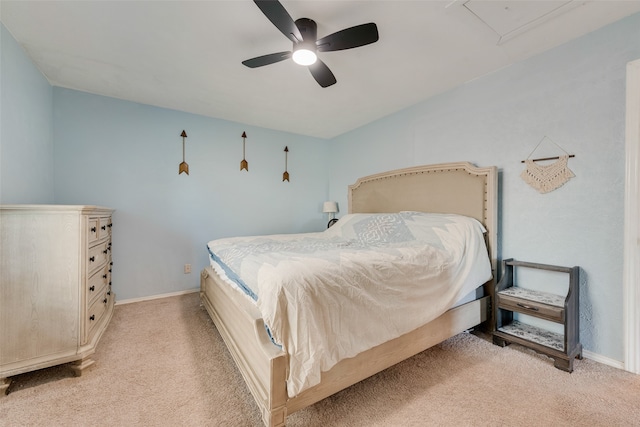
[282,146,290,182]
[179,130,189,175]
[240,131,248,171]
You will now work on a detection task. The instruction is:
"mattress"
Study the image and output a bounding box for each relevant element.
[207,212,492,397]
[209,256,484,309]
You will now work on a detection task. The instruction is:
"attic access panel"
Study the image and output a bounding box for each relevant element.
[464,0,580,44]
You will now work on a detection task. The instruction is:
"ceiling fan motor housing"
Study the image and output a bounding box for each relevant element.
[294,18,317,43]
[292,18,318,65]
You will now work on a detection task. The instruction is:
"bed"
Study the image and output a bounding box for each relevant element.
[200,162,497,426]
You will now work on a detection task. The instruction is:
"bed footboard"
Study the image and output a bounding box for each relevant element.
[200,268,288,427]
[286,295,489,413]
[201,267,489,427]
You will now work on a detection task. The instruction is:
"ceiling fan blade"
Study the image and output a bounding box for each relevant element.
[308,59,337,88]
[254,0,303,43]
[242,51,292,68]
[316,23,379,52]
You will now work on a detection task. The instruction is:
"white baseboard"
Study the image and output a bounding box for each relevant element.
[115,288,199,305]
[583,349,625,370]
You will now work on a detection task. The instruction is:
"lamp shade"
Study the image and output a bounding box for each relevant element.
[322,201,338,214]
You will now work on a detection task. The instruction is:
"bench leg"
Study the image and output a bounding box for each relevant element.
[493,335,510,347]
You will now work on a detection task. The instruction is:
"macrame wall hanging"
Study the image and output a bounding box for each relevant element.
[520,136,575,194]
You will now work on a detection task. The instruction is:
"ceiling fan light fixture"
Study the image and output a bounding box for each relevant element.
[243,1,379,86]
[292,43,317,66]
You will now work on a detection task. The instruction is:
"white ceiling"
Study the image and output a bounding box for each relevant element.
[2,1,640,139]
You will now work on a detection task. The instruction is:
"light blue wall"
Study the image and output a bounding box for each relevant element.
[329,13,640,361]
[53,88,329,300]
[0,24,54,203]
[1,21,330,301]
[3,12,639,361]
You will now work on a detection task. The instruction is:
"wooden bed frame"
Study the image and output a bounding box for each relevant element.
[200,162,497,426]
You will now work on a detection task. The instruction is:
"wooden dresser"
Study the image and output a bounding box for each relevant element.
[1,205,115,394]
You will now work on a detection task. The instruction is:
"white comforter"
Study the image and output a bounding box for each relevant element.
[207,212,492,397]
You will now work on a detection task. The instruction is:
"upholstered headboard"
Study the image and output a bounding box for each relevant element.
[348,162,498,268]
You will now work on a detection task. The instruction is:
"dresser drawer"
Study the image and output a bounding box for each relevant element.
[107,261,112,288]
[87,289,109,341]
[87,240,110,275]
[88,218,100,244]
[87,264,109,305]
[97,216,112,240]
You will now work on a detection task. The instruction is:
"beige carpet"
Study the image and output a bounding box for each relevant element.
[2,292,639,426]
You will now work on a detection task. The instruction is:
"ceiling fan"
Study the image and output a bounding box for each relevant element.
[242,0,379,88]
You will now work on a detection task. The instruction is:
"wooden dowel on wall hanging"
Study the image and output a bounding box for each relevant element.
[521,154,575,163]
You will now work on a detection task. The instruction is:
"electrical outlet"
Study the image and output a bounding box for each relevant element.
[184,264,191,274]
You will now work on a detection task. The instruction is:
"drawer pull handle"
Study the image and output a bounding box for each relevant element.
[107,291,111,296]
[91,227,96,232]
[103,298,108,304]
[108,224,112,228]
[103,274,107,279]
[89,256,95,262]
[103,249,108,254]
[90,286,95,292]
[516,303,539,311]
[109,281,112,286]
[101,225,106,230]
[90,315,95,321]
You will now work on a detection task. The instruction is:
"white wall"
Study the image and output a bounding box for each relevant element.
[328,13,640,362]
[0,24,54,203]
[52,88,330,300]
